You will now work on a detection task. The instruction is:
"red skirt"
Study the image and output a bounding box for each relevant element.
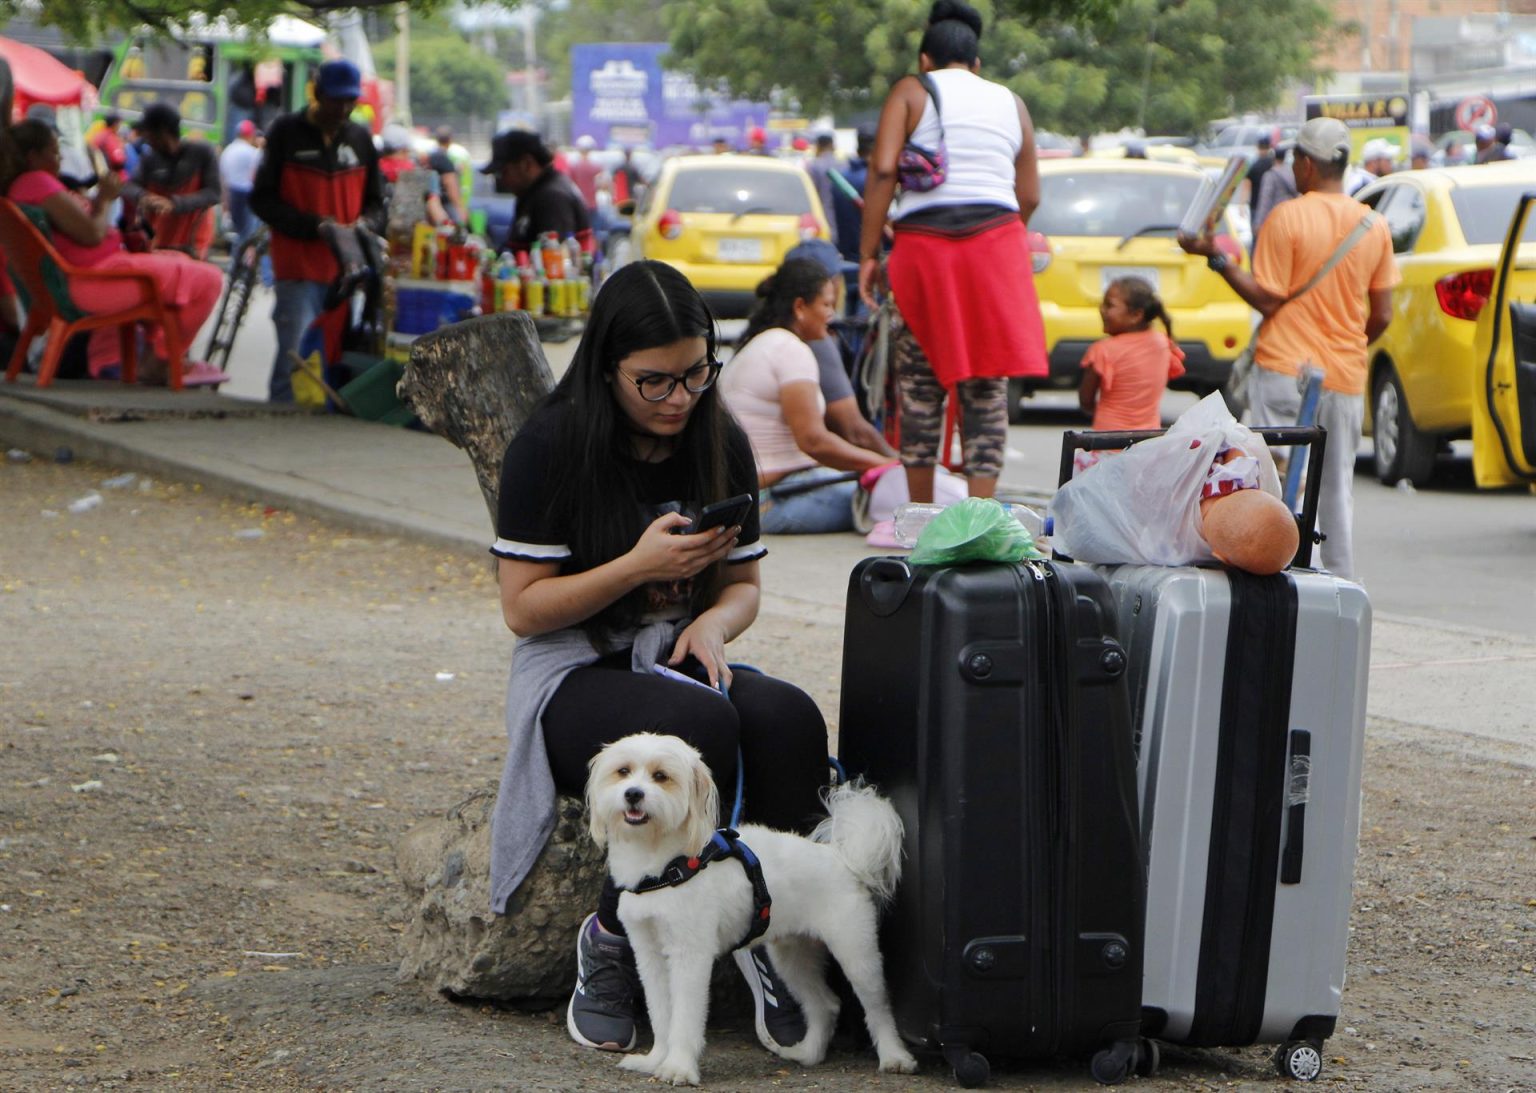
[887,215,1048,387]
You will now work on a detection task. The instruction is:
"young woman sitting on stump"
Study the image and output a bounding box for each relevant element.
[488,259,830,1055]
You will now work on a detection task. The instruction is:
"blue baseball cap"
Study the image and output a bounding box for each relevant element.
[315,59,362,101]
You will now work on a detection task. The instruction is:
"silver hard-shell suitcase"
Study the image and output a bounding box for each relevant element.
[1106,564,1369,1081]
[1057,427,1369,1083]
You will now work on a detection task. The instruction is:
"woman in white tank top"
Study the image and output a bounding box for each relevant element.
[858,0,1049,506]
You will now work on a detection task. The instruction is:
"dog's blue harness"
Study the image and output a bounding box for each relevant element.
[625,828,772,950]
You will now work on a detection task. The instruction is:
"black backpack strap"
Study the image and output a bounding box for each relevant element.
[916,72,945,142]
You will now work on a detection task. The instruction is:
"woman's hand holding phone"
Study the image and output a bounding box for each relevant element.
[628,511,738,583]
[670,615,732,690]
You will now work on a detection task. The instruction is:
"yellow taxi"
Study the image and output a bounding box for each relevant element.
[630,154,831,317]
[1469,184,1536,489]
[1024,158,1251,413]
[1354,160,1536,485]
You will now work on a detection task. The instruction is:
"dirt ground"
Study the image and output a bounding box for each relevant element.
[2,455,1533,1092]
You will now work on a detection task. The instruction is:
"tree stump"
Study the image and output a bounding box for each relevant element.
[395,315,592,1002]
[398,311,557,526]
[395,788,607,1003]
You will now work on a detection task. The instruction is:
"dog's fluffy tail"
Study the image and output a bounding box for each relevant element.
[809,779,904,902]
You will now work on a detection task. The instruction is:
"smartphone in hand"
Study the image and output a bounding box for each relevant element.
[692,493,752,534]
[652,662,727,696]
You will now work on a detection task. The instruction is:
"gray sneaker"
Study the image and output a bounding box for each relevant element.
[733,946,807,1051]
[567,913,640,1051]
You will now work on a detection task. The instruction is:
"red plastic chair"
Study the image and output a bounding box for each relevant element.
[0,197,187,390]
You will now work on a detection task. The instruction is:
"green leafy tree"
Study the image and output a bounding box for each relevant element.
[0,0,445,40]
[657,0,1333,135]
[377,30,507,121]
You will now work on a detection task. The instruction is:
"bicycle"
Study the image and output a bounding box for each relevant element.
[204,224,269,373]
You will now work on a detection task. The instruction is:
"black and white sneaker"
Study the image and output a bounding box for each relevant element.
[733,946,807,1052]
[567,913,640,1051]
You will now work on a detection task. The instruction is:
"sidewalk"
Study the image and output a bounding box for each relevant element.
[0,376,878,625]
[3,374,1533,768]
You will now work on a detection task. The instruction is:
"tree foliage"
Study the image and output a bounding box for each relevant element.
[0,0,444,41]
[654,0,1333,134]
[377,28,507,122]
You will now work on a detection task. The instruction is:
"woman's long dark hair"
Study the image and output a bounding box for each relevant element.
[0,120,57,194]
[737,257,833,350]
[542,259,735,643]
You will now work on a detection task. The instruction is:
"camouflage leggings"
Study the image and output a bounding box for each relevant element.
[890,313,1010,478]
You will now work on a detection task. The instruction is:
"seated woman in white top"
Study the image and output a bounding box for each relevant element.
[719,258,894,533]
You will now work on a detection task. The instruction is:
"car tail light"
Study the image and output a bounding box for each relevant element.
[657,209,684,241]
[1435,268,1494,321]
[1213,233,1244,264]
[1027,230,1051,273]
[798,213,822,241]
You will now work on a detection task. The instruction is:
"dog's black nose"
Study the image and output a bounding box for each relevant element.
[624,787,644,806]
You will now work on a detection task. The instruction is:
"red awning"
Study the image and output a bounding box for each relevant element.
[0,36,86,113]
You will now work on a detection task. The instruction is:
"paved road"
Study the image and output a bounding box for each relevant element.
[215,297,1533,638]
[1003,390,1536,640]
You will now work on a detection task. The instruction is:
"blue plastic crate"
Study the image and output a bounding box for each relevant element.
[395,286,477,335]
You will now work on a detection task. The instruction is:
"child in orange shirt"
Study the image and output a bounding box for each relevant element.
[1079,276,1186,430]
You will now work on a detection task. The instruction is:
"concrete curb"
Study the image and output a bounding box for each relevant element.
[1,397,490,559]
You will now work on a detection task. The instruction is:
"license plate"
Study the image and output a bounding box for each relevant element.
[717,238,763,262]
[1101,266,1161,292]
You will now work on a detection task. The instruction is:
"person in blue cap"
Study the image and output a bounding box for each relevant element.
[251,57,384,403]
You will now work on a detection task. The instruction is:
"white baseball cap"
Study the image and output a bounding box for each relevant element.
[575,134,597,151]
[1295,117,1352,163]
[1361,138,1395,162]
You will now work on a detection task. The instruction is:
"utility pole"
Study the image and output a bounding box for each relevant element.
[522,4,540,133]
[395,3,411,126]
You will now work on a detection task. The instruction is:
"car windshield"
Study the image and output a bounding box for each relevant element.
[668,168,812,215]
[1451,185,1536,245]
[1032,171,1204,238]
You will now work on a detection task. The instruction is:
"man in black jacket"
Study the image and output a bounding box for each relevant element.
[123,103,220,258]
[481,130,589,256]
[250,59,384,403]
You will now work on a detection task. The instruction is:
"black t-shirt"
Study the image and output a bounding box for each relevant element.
[426,149,456,176]
[502,167,591,254]
[492,403,765,620]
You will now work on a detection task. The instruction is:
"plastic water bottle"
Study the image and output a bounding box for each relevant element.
[892,502,946,546]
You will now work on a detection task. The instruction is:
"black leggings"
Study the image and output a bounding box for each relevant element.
[543,651,830,934]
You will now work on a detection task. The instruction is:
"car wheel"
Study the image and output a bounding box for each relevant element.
[1372,364,1437,487]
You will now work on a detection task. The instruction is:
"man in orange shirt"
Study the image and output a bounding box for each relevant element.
[1181,117,1398,579]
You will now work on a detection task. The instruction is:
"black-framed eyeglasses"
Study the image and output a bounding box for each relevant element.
[617,358,722,402]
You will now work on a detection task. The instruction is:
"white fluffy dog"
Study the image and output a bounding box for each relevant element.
[586,732,919,1087]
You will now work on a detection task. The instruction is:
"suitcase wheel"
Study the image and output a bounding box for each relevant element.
[1089,1038,1147,1085]
[1275,1039,1324,1081]
[941,1044,990,1089]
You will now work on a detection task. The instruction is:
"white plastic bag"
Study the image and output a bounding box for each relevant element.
[1048,392,1282,566]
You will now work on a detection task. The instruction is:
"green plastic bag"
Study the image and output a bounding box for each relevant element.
[908,497,1045,566]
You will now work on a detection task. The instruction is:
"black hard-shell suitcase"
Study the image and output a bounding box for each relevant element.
[838,557,1149,1087]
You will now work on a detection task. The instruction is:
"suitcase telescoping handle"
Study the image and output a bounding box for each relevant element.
[1055,425,1328,571]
